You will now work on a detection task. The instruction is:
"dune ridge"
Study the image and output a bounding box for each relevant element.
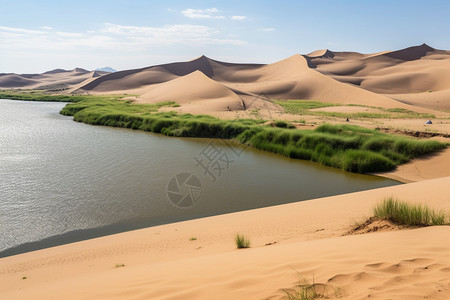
[3,44,450,112]
[0,68,110,90]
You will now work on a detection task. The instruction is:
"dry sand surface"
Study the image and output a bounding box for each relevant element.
[1,177,450,299]
[0,68,109,90]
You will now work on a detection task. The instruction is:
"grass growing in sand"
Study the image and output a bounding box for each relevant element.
[235,234,250,249]
[275,99,436,119]
[374,197,448,226]
[283,274,339,300]
[237,123,446,173]
[0,90,128,103]
[58,97,447,174]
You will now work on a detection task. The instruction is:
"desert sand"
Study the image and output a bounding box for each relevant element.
[1,176,450,299]
[0,68,109,91]
[1,44,450,299]
[3,44,450,132]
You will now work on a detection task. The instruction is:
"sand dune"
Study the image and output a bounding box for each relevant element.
[0,74,39,88]
[0,68,110,90]
[222,54,411,109]
[137,70,245,112]
[3,44,449,117]
[76,48,443,112]
[1,176,449,299]
[312,44,450,99]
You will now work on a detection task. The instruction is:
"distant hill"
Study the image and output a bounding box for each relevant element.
[95,67,117,73]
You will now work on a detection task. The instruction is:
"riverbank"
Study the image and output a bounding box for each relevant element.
[58,97,447,174]
[1,176,449,299]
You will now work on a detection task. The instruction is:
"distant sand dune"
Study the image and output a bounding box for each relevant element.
[137,70,245,111]
[0,68,109,90]
[2,44,450,116]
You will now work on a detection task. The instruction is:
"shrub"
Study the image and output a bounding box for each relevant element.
[235,233,250,249]
[374,197,447,226]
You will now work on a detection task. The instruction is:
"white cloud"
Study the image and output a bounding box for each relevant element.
[0,23,248,72]
[56,31,85,37]
[262,27,275,32]
[0,26,46,35]
[101,23,212,38]
[41,26,53,30]
[231,16,246,21]
[0,23,246,52]
[181,8,225,19]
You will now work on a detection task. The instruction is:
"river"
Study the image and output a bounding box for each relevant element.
[0,99,399,256]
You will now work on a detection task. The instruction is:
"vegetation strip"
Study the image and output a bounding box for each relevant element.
[274,99,436,119]
[60,98,447,173]
[374,197,448,226]
[2,95,446,174]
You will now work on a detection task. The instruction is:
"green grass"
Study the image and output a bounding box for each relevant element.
[235,233,250,249]
[189,237,197,241]
[58,97,447,174]
[275,99,436,119]
[238,123,446,173]
[273,120,295,129]
[274,100,338,115]
[0,90,130,103]
[283,274,339,300]
[374,197,448,226]
[115,264,125,268]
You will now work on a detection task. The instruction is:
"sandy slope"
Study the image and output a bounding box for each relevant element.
[0,68,109,90]
[309,44,450,110]
[135,70,245,113]
[73,44,450,117]
[1,176,450,299]
[3,44,449,119]
[375,146,450,183]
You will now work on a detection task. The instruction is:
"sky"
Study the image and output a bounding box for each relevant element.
[1,0,450,73]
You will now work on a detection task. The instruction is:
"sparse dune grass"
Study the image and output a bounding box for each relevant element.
[374,197,448,226]
[235,233,250,249]
[0,90,127,103]
[275,99,436,119]
[59,98,447,173]
[283,273,339,300]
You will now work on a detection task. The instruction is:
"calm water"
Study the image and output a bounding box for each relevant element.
[0,100,399,256]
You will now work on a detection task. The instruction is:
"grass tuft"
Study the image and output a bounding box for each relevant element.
[235,233,250,249]
[373,197,448,226]
[283,273,339,300]
[189,237,197,241]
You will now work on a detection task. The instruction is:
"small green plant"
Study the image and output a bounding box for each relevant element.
[374,197,448,226]
[283,273,339,300]
[115,264,125,268]
[189,237,197,241]
[22,276,27,280]
[235,233,250,249]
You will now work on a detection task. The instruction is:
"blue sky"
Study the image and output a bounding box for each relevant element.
[1,0,449,73]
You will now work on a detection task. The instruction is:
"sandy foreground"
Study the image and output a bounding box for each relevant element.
[1,174,450,299]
